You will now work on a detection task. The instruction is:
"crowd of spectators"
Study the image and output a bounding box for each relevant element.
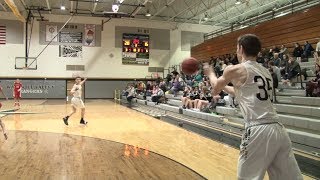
[123,40,320,107]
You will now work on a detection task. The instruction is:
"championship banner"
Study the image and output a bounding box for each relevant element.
[84,24,95,46]
[59,32,83,43]
[45,25,58,42]
[122,33,149,65]
[59,45,82,58]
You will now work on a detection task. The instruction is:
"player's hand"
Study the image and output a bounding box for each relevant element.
[203,63,213,76]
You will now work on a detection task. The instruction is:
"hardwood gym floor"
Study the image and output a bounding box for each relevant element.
[0,100,313,179]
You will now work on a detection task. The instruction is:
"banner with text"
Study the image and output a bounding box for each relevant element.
[0,80,66,99]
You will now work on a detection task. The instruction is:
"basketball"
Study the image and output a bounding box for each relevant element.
[181,57,199,75]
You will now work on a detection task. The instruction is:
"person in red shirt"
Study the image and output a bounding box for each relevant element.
[0,82,8,140]
[13,79,22,107]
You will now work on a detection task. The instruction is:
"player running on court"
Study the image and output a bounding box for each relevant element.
[63,77,88,126]
[0,82,9,140]
[13,79,22,107]
[203,34,303,180]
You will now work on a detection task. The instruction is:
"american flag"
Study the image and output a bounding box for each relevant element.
[0,26,6,45]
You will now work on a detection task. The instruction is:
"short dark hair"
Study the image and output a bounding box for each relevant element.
[237,34,261,57]
[268,61,275,66]
[75,76,81,80]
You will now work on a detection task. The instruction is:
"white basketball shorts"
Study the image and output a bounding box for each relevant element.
[71,97,85,109]
[237,123,303,180]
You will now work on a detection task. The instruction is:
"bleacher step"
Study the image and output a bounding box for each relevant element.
[278,114,320,132]
[167,99,182,107]
[277,96,320,106]
[276,91,305,96]
[275,104,320,118]
[287,128,320,149]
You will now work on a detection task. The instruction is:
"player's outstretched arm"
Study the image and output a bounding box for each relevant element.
[203,63,237,96]
[80,78,88,85]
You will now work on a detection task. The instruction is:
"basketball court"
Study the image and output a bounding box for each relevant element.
[0,0,320,179]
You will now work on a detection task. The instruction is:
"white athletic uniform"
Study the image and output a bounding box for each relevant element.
[71,84,85,109]
[235,61,303,180]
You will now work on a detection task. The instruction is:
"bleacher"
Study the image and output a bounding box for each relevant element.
[121,56,320,178]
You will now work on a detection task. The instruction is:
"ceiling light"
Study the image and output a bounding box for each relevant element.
[112,4,119,12]
[240,25,248,29]
[145,11,151,17]
[275,12,289,18]
[60,5,66,10]
[203,13,208,21]
[235,0,241,5]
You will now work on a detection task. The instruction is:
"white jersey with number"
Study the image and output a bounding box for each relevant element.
[71,84,85,108]
[234,61,278,124]
[73,84,82,98]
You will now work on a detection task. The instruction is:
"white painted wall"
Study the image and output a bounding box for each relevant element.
[167,23,217,68]
[0,12,218,78]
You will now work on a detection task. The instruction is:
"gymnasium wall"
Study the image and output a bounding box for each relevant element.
[168,23,213,67]
[191,5,320,61]
[0,19,23,44]
[0,12,217,79]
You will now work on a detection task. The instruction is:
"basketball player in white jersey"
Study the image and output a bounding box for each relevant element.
[63,77,88,126]
[203,34,302,180]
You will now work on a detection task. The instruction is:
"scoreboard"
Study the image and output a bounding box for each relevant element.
[122,33,149,65]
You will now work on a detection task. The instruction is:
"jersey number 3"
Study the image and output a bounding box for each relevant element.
[254,76,272,101]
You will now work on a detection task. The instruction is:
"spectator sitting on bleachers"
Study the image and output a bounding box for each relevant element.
[146,81,155,96]
[170,76,181,97]
[293,43,304,62]
[151,85,164,104]
[279,54,289,77]
[136,81,146,95]
[257,52,265,64]
[306,63,320,97]
[159,79,167,93]
[187,86,200,109]
[181,86,192,109]
[188,86,208,111]
[268,61,281,83]
[272,45,280,53]
[192,71,203,87]
[126,84,136,104]
[283,55,301,86]
[303,41,314,58]
[279,45,288,59]
[195,86,213,111]
[199,90,225,111]
[272,53,282,67]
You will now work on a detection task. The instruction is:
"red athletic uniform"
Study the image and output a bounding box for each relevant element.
[14,82,22,98]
